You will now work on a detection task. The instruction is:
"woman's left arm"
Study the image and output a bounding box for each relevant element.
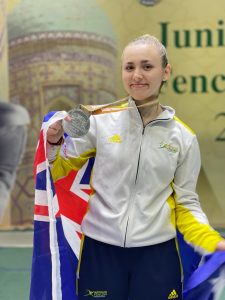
[173,135,224,254]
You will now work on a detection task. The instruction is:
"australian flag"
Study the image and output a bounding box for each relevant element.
[29,111,225,300]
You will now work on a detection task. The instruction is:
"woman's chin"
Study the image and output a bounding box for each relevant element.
[132,96,158,103]
[131,94,148,101]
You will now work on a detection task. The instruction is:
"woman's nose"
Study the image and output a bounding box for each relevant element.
[133,69,143,80]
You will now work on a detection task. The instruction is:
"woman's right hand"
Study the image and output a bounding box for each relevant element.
[47,116,71,144]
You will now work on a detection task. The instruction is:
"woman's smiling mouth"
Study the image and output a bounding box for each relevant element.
[130,83,149,88]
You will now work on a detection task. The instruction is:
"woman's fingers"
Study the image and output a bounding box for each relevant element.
[64,115,72,122]
[216,240,225,251]
[49,120,62,131]
[47,121,64,143]
[47,115,72,144]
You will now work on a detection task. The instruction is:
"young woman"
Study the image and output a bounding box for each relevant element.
[46,34,225,300]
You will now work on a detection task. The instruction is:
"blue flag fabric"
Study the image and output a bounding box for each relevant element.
[184,251,225,300]
[29,111,225,300]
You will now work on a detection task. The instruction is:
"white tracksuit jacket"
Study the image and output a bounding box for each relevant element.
[50,98,223,254]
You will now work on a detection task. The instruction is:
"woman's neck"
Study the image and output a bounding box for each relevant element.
[134,98,163,126]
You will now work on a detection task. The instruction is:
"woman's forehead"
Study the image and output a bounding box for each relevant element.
[122,44,161,62]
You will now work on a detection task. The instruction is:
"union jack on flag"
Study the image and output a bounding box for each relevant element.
[29,111,225,300]
[30,111,94,300]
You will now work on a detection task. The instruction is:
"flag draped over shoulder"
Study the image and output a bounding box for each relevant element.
[29,111,225,300]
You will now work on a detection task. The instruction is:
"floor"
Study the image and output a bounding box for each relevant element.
[1,229,225,300]
[0,230,33,300]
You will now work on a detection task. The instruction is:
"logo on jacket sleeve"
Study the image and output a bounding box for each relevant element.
[108,134,122,143]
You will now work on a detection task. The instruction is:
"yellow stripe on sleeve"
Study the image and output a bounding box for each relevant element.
[173,116,195,135]
[51,148,96,182]
[176,203,223,253]
[167,195,176,228]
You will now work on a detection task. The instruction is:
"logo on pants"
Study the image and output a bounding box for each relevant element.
[84,289,108,298]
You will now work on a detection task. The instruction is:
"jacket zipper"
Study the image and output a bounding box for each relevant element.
[123,126,145,247]
[123,106,171,247]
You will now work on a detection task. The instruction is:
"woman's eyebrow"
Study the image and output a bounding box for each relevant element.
[141,60,152,63]
[124,59,153,65]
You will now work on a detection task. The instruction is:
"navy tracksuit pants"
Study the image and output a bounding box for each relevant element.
[77,236,183,300]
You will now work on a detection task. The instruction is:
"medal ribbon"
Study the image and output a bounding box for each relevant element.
[80,97,159,115]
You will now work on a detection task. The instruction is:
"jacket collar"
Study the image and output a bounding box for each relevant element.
[128,97,175,122]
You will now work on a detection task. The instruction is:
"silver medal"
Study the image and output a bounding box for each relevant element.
[62,108,90,138]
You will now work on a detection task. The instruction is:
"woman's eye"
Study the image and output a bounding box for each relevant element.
[144,64,153,70]
[125,65,134,71]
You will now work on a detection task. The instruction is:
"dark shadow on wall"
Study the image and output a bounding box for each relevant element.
[0,102,30,224]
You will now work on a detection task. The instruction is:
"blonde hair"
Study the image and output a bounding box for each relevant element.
[122,34,168,68]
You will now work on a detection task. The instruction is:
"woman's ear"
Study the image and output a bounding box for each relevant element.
[163,64,172,81]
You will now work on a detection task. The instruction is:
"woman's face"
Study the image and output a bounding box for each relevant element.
[122,43,171,102]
